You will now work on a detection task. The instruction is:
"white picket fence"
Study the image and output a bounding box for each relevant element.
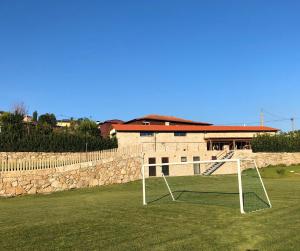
[0,145,142,172]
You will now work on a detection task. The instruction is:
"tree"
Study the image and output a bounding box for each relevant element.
[0,112,23,127]
[0,112,24,138]
[77,118,99,137]
[11,102,27,116]
[38,113,57,127]
[32,111,38,122]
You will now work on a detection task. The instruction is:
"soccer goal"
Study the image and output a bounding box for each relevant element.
[141,158,271,214]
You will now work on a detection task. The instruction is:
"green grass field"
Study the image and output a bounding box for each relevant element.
[0,165,299,250]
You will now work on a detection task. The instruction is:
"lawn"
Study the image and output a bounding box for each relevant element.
[0,165,299,250]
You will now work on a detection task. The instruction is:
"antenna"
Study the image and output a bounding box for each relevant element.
[291,117,295,132]
[260,109,264,126]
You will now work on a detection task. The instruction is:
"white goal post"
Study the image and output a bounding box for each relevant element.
[141,158,272,214]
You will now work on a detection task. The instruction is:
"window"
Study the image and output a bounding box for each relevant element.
[174,132,186,136]
[143,121,150,125]
[140,132,154,137]
[181,156,187,162]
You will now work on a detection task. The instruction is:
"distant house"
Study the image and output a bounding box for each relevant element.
[98,119,124,138]
[57,119,72,128]
[23,115,33,123]
[123,114,212,126]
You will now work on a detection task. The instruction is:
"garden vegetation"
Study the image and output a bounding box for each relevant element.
[0,109,117,152]
[252,131,300,152]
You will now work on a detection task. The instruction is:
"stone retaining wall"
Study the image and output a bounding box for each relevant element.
[1,150,300,197]
[213,152,300,174]
[0,155,142,197]
[234,151,300,167]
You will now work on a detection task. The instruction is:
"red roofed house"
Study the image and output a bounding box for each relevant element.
[123,114,212,126]
[98,119,124,138]
[110,114,278,176]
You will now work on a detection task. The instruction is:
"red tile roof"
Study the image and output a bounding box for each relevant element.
[112,124,278,132]
[124,114,212,125]
[98,119,124,125]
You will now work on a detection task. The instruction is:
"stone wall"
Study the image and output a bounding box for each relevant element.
[234,151,300,167]
[0,155,142,197]
[1,149,300,197]
[206,151,300,175]
[142,150,300,176]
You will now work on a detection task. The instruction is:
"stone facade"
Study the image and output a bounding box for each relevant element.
[116,131,276,148]
[0,155,142,197]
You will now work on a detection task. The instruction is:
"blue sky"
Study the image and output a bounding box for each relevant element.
[0,0,299,131]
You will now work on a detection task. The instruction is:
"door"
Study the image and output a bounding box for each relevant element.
[148,158,156,176]
[193,156,200,174]
[162,157,169,176]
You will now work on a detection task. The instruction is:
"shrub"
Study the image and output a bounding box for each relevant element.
[38,113,57,128]
[0,116,117,152]
[276,168,286,175]
[252,132,300,152]
[0,131,117,152]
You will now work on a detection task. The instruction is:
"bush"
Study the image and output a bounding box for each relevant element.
[38,113,57,128]
[252,132,300,152]
[0,131,117,152]
[0,122,117,152]
[276,168,286,175]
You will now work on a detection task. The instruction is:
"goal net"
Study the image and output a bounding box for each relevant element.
[141,159,271,214]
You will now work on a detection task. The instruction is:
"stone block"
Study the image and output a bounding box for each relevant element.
[5,187,16,196]
[15,187,25,195]
[11,181,18,187]
[51,180,61,188]
[89,179,99,186]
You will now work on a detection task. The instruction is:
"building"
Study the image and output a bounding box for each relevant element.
[56,119,72,128]
[110,114,278,176]
[23,115,33,123]
[123,114,212,126]
[98,119,124,138]
[111,114,277,151]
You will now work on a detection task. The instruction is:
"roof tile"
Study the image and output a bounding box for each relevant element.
[124,114,212,125]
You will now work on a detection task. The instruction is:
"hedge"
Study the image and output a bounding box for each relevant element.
[0,131,117,152]
[252,132,300,152]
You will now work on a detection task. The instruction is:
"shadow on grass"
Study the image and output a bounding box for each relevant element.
[147,190,270,211]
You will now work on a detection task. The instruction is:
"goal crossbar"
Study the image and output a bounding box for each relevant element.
[141,158,271,214]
